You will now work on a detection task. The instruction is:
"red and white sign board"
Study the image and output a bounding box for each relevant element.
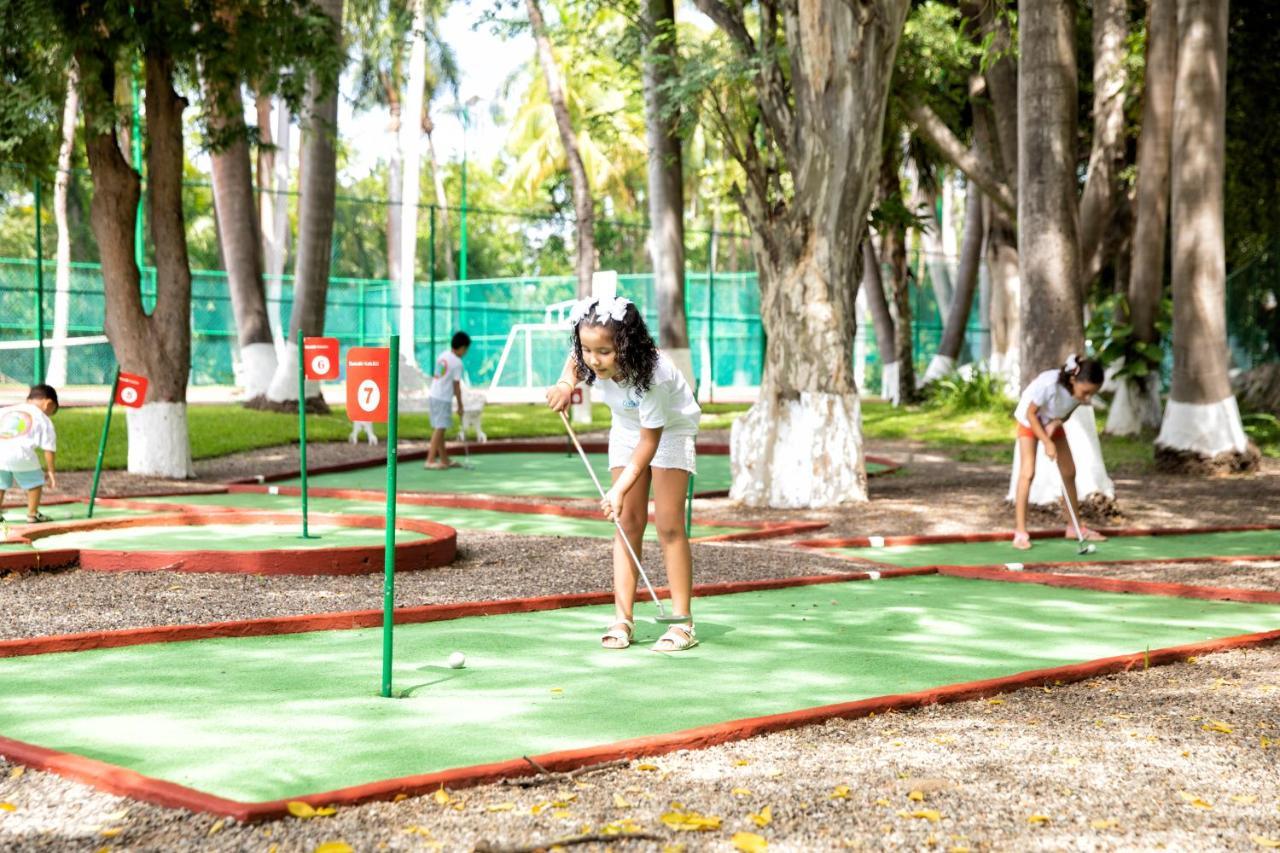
[570,387,583,404]
[303,337,340,380]
[346,347,390,423]
[115,373,148,409]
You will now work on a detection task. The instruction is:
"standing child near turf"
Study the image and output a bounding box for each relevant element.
[545,296,701,652]
[0,385,59,524]
[425,332,470,469]
[1011,355,1108,550]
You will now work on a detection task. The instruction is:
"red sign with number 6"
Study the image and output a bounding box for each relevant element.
[115,373,148,409]
[346,347,390,423]
[304,337,340,380]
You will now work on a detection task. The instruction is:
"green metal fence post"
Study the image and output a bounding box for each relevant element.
[33,176,45,384]
[87,368,121,519]
[381,334,401,698]
[297,332,313,539]
[707,229,717,403]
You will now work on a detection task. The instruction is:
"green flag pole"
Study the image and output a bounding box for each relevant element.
[297,332,314,539]
[381,335,401,698]
[87,368,121,519]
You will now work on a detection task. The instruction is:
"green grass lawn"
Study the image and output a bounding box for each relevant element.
[47,397,1276,473]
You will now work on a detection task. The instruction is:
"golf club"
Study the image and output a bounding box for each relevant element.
[558,409,686,624]
[456,426,475,470]
[1059,475,1096,555]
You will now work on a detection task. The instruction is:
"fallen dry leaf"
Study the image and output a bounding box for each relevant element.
[661,809,722,831]
[1090,818,1119,829]
[750,805,772,828]
[635,763,660,772]
[208,819,224,836]
[8,767,23,779]
[1203,720,1234,734]
[99,829,123,838]
[485,803,515,813]
[1233,795,1259,805]
[613,793,632,808]
[830,785,851,800]
[433,788,452,806]
[1027,814,1051,824]
[312,843,354,853]
[732,831,769,852]
[908,791,925,802]
[1177,791,1213,810]
[1250,835,1280,848]
[0,803,15,813]
[908,809,941,822]
[731,788,753,798]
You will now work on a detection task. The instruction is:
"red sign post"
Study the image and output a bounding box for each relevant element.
[346,347,391,423]
[303,337,340,381]
[115,373,148,409]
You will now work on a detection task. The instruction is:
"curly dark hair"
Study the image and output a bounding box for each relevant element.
[571,301,659,393]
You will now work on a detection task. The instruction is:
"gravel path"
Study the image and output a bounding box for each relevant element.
[1,438,1278,851]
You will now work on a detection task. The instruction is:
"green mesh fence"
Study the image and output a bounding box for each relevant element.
[1226,238,1280,369]
[1,163,1002,392]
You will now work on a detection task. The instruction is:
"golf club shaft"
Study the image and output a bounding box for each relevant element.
[1059,475,1088,550]
[558,410,668,615]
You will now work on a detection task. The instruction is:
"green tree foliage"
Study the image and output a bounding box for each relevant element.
[1226,0,1280,267]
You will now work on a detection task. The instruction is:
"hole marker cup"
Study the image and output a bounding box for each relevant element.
[268,486,280,495]
[1005,562,1025,572]
[868,536,885,548]
[866,570,881,581]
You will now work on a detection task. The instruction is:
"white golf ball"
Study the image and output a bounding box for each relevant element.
[447,651,466,669]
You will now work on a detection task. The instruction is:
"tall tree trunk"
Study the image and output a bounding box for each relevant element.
[256,94,290,354]
[81,48,195,478]
[1156,0,1256,471]
[386,92,403,287]
[526,0,595,297]
[398,0,427,367]
[46,65,79,388]
[880,145,917,403]
[266,0,343,409]
[862,237,899,403]
[979,1,1019,198]
[918,181,953,318]
[1078,0,1130,291]
[208,80,275,402]
[644,0,689,371]
[985,201,1021,390]
[425,128,456,281]
[717,0,909,508]
[1017,0,1084,386]
[925,175,984,381]
[1107,0,1175,436]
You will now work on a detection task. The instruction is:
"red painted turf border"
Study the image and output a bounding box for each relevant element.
[0,511,456,576]
[0,566,1277,820]
[223,441,901,498]
[104,489,829,544]
[793,523,1280,571]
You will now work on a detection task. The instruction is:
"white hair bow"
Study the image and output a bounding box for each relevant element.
[568,296,633,326]
[1064,353,1080,373]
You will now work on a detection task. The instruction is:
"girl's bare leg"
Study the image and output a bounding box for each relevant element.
[650,467,692,618]
[610,465,652,621]
[1053,432,1083,529]
[1015,435,1038,534]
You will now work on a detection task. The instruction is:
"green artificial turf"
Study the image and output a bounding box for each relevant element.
[827,529,1280,568]
[25,521,429,552]
[0,574,1276,803]
[124,492,744,540]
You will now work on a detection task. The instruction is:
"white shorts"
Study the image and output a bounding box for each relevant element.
[428,397,454,430]
[608,427,697,474]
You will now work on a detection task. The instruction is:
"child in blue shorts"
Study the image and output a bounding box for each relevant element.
[0,384,60,524]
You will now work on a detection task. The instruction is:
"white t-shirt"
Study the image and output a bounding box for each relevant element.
[429,350,464,402]
[0,403,56,472]
[596,352,701,437]
[1014,369,1080,428]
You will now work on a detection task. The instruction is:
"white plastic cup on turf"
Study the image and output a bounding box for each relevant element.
[447,652,466,669]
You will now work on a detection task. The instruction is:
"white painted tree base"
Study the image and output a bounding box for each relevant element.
[265,347,320,404]
[126,402,195,479]
[238,342,278,401]
[989,349,1021,397]
[1156,396,1248,456]
[1006,405,1115,506]
[880,361,900,406]
[730,390,866,508]
[1104,377,1162,436]
[922,354,956,385]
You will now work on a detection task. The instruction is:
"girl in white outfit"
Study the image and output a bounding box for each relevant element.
[1012,354,1109,550]
[546,296,702,652]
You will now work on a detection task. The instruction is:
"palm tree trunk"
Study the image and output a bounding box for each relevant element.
[256,94,290,354]
[208,80,275,402]
[46,66,78,388]
[398,0,428,367]
[1107,0,1175,436]
[645,0,688,362]
[386,96,403,287]
[266,0,343,410]
[1155,0,1257,471]
[425,129,456,281]
[526,0,595,297]
[1078,0,1130,291]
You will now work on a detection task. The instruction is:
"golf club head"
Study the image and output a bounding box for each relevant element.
[654,613,691,624]
[1078,543,1097,555]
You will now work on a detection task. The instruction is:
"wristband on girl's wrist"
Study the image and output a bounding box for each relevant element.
[556,379,574,390]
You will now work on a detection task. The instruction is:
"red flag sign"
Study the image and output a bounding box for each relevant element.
[115,373,148,409]
[303,337,340,380]
[346,347,390,423]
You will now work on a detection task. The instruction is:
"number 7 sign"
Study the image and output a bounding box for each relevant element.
[346,347,391,423]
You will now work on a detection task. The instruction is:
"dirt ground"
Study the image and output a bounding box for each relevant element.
[1,436,1278,851]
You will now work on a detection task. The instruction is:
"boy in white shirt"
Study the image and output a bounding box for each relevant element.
[0,385,60,524]
[425,331,470,469]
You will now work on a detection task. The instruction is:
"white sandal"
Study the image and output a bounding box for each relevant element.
[601,618,634,649]
[652,622,697,653]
